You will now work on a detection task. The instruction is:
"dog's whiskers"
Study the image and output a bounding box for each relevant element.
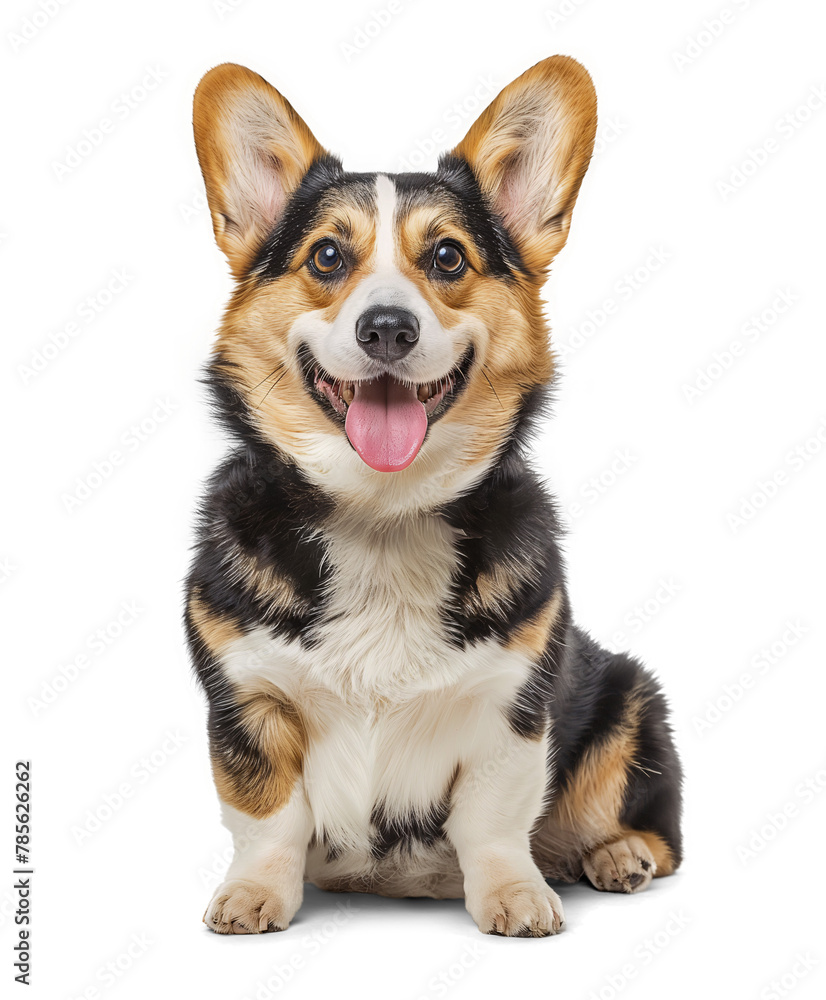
[481,365,505,411]
[255,368,288,406]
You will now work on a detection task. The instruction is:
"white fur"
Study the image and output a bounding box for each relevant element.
[204,785,314,932]
[277,408,498,515]
[277,173,497,509]
[217,510,554,904]
[291,175,463,386]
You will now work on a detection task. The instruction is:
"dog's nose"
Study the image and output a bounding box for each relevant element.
[355,305,420,361]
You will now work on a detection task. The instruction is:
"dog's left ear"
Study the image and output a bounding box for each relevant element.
[450,56,597,274]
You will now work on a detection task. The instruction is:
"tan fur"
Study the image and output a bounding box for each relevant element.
[506,587,564,658]
[205,878,298,934]
[194,59,591,484]
[458,560,525,616]
[394,200,554,472]
[476,565,520,611]
[224,544,309,621]
[452,56,597,274]
[533,687,677,884]
[536,689,643,871]
[465,851,564,936]
[193,63,327,276]
[212,195,383,461]
[212,691,305,819]
[582,835,656,893]
[214,285,336,456]
[188,590,242,655]
[203,130,560,482]
[620,827,676,876]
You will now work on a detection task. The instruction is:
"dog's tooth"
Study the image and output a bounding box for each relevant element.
[417,384,430,402]
[342,385,354,405]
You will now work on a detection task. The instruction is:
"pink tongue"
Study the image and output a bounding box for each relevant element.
[345,374,427,472]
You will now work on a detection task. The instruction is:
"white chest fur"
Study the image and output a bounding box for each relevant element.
[310,508,469,696]
[219,511,539,853]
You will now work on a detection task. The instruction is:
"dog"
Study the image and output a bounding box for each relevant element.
[186,56,683,938]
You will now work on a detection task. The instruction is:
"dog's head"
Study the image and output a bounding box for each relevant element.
[193,58,596,509]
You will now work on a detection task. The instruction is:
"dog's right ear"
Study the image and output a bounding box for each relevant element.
[449,56,597,275]
[193,63,327,277]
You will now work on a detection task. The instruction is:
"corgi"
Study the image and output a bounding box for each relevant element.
[186,57,683,938]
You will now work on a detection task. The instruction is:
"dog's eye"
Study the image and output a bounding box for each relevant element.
[433,241,465,275]
[310,243,342,275]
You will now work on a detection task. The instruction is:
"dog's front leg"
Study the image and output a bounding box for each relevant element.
[444,726,562,937]
[201,688,314,934]
[204,785,313,934]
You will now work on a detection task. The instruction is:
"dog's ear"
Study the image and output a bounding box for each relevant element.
[449,56,597,274]
[193,63,327,277]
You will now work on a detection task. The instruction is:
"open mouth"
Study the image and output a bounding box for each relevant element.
[303,346,474,473]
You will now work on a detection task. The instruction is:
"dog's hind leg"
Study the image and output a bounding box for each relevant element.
[533,628,683,893]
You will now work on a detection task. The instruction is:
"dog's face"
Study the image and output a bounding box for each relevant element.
[193,59,596,504]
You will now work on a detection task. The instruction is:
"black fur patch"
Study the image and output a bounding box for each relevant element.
[247,156,527,286]
[394,156,528,279]
[619,677,684,868]
[548,626,684,865]
[371,796,451,859]
[186,439,332,647]
[249,156,376,281]
[438,387,566,654]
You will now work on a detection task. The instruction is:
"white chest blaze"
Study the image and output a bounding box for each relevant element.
[219,511,543,855]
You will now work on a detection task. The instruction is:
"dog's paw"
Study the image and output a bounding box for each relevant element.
[582,835,656,894]
[468,879,564,938]
[204,878,300,934]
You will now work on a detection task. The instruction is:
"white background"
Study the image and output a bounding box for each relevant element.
[3,0,825,997]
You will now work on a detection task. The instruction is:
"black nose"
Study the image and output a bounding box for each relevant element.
[355,305,420,361]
